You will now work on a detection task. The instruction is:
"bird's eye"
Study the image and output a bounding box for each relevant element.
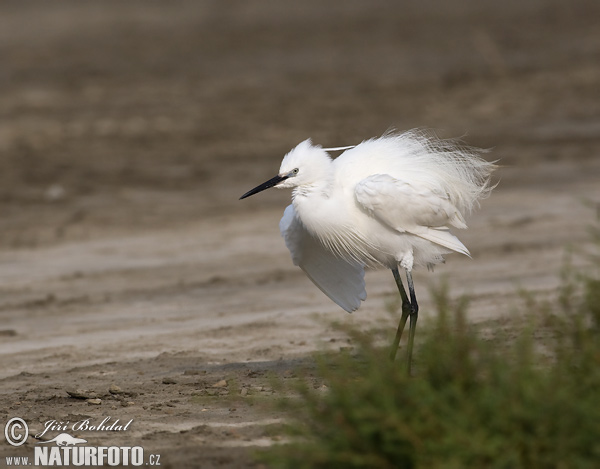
[291,168,299,176]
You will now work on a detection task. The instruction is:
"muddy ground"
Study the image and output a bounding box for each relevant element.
[1,1,599,467]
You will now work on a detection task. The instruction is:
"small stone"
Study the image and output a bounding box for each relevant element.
[211,379,227,388]
[87,398,102,405]
[240,388,248,397]
[162,377,177,385]
[44,184,66,202]
[109,384,123,394]
[67,389,97,399]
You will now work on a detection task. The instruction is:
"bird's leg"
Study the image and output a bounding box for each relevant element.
[389,267,411,361]
[405,269,419,374]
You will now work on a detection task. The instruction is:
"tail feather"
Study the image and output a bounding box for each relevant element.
[413,227,471,257]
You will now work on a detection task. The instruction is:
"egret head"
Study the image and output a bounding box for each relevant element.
[240,139,333,199]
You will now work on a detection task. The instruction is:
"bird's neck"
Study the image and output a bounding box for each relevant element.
[291,174,333,200]
[291,176,341,239]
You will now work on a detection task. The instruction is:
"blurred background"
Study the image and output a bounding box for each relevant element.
[1,1,599,465]
[1,0,598,247]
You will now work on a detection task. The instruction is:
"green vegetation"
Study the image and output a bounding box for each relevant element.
[260,219,600,468]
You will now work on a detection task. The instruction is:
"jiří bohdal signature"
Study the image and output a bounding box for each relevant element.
[35,417,133,439]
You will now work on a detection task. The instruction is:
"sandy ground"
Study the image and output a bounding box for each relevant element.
[1,1,600,467]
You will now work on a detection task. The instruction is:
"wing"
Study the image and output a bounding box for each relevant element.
[279,204,367,312]
[355,174,470,256]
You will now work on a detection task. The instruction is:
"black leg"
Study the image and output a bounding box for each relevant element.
[389,268,419,374]
[389,267,411,361]
[405,270,419,373]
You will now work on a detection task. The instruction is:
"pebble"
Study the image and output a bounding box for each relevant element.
[87,398,102,405]
[67,389,97,399]
[162,377,177,385]
[44,184,66,202]
[212,379,227,388]
[109,384,123,394]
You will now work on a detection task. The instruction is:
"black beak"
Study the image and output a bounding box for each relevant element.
[240,174,288,200]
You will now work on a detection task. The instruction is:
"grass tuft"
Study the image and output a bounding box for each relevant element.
[259,216,600,468]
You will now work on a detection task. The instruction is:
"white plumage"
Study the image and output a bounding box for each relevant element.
[241,130,496,367]
[279,204,367,312]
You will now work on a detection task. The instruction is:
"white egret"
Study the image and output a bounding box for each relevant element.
[240,130,496,371]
